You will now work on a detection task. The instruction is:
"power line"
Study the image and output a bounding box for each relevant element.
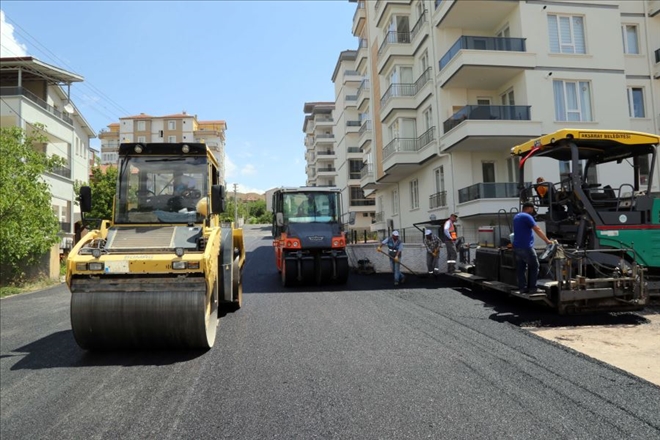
[3,14,131,117]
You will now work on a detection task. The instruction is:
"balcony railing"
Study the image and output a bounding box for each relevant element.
[655,48,660,64]
[381,68,431,108]
[458,182,523,204]
[353,0,365,21]
[439,36,527,70]
[357,79,370,99]
[347,147,362,153]
[315,116,333,123]
[359,120,372,136]
[360,163,373,179]
[317,150,335,156]
[317,133,335,138]
[378,31,411,56]
[0,86,73,125]
[318,167,337,172]
[383,126,436,159]
[350,198,376,207]
[410,9,427,41]
[358,38,368,49]
[346,120,362,127]
[443,105,531,133]
[50,166,72,179]
[346,94,358,101]
[344,69,361,78]
[429,191,447,209]
[380,83,416,107]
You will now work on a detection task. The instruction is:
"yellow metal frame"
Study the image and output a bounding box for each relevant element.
[511,129,660,156]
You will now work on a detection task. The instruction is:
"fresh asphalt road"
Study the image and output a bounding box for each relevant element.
[1,225,659,440]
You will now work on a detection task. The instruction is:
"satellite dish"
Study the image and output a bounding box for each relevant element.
[63,103,74,114]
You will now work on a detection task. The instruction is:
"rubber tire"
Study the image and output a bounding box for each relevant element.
[335,257,349,284]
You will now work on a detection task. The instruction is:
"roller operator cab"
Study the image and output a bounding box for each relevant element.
[66,142,245,350]
[271,187,349,286]
[454,129,659,314]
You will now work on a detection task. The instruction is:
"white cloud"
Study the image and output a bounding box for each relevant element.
[236,184,265,195]
[0,10,28,57]
[240,164,257,176]
[224,155,237,179]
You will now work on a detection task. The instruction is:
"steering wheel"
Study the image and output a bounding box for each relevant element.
[136,189,155,197]
[181,189,201,199]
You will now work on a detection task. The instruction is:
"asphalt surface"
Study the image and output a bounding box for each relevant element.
[1,224,659,440]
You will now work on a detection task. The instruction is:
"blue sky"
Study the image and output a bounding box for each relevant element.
[0,1,358,194]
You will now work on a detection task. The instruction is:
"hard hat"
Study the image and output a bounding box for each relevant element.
[392,230,399,237]
[425,229,432,235]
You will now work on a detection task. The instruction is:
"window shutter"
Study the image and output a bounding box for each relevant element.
[573,16,585,54]
[547,15,560,53]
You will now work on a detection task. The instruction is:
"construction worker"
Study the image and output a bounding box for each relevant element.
[535,177,549,205]
[378,230,405,286]
[442,213,458,272]
[513,202,554,294]
[423,229,441,275]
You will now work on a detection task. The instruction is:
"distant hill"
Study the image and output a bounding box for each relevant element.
[233,192,265,202]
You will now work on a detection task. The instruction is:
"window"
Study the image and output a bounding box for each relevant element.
[392,189,399,215]
[501,89,515,106]
[482,162,495,183]
[548,14,586,54]
[553,80,592,121]
[434,166,445,193]
[137,136,146,143]
[423,107,433,131]
[507,156,520,182]
[420,51,429,73]
[622,25,639,55]
[168,135,177,142]
[627,87,645,118]
[410,179,419,209]
[168,120,176,130]
[137,121,146,131]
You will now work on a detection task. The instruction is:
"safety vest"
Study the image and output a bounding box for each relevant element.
[385,238,402,257]
[444,220,457,241]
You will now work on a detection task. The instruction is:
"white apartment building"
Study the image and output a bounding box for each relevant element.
[100,112,228,185]
[0,56,96,258]
[330,50,377,232]
[303,102,337,187]
[348,0,660,242]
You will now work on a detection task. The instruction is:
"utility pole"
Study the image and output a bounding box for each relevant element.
[233,183,238,225]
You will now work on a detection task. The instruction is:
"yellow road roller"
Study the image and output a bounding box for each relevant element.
[66,142,245,350]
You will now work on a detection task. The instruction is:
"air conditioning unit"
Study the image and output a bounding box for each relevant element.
[654,69,660,80]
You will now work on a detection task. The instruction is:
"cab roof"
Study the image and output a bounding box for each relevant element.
[511,129,659,162]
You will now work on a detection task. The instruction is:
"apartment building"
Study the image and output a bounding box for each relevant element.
[330,50,377,231]
[347,0,660,242]
[100,112,228,185]
[0,56,96,261]
[303,102,337,187]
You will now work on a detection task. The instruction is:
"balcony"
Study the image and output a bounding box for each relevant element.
[456,182,527,217]
[49,166,72,179]
[378,31,412,73]
[0,86,73,125]
[649,0,660,17]
[440,105,540,153]
[352,1,366,36]
[350,198,376,207]
[358,120,372,149]
[380,68,432,120]
[346,120,361,133]
[315,116,334,127]
[345,95,358,106]
[315,133,335,146]
[343,69,362,84]
[381,127,437,182]
[357,79,370,110]
[360,163,373,180]
[434,0,519,31]
[317,150,336,160]
[317,167,337,176]
[444,105,531,133]
[356,38,369,71]
[438,36,534,89]
[410,9,428,44]
[429,191,447,210]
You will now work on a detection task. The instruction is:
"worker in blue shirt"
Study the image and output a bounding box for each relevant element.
[378,230,405,286]
[512,202,553,294]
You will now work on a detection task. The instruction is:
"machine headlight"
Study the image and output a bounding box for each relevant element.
[175,247,185,257]
[188,262,200,269]
[92,248,102,259]
[182,144,190,153]
[172,261,187,270]
[88,262,104,271]
[76,263,87,271]
[134,144,143,153]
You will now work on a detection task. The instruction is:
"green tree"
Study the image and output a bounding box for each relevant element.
[87,165,117,220]
[0,126,63,284]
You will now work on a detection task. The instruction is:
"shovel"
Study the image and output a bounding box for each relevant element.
[376,248,424,277]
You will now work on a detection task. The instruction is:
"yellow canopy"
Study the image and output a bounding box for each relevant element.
[511,129,660,156]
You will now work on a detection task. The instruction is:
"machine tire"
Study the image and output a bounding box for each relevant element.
[282,256,295,287]
[315,258,333,286]
[335,257,349,284]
